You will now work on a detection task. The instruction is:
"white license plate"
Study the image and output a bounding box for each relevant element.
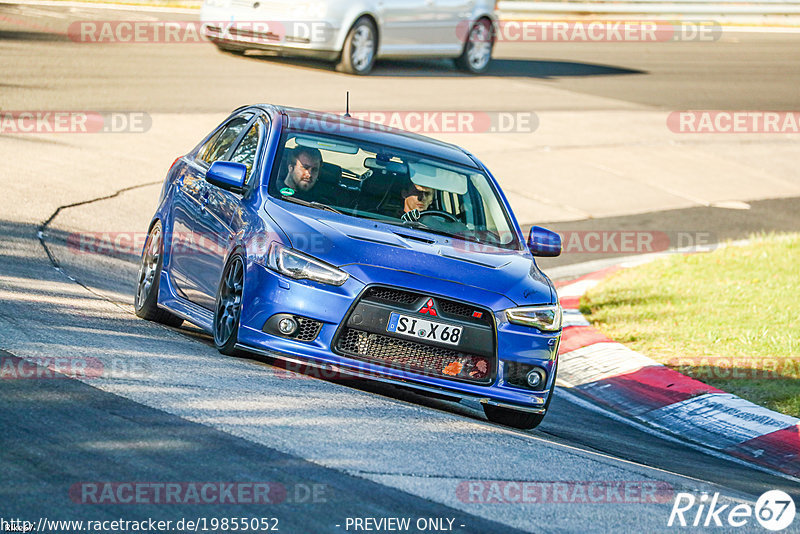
[386,313,462,346]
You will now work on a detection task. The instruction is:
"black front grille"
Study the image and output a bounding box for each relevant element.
[363,287,420,305]
[438,299,476,319]
[335,328,492,384]
[362,286,491,326]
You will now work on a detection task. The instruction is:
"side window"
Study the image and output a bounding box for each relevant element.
[197,114,253,164]
[227,119,265,185]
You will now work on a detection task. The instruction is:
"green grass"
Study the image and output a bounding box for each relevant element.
[580,233,800,417]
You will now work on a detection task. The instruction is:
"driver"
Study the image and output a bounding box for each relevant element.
[401,183,434,219]
[282,147,322,199]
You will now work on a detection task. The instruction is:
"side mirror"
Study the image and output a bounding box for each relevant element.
[206,161,247,193]
[527,226,561,257]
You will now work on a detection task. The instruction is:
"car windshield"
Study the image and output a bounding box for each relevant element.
[268,130,521,250]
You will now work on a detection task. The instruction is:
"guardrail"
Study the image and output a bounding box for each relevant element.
[498,0,800,16]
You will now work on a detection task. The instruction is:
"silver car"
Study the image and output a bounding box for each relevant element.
[201,0,497,75]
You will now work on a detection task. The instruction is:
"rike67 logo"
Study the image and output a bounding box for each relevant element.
[668,490,796,531]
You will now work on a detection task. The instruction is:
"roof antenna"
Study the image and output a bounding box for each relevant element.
[344,91,351,118]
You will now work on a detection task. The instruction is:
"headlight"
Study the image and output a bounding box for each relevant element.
[505,304,562,332]
[266,242,348,286]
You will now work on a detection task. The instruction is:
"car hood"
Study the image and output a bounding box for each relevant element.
[265,200,555,306]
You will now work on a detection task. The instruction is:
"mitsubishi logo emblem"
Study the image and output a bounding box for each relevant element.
[418,298,437,316]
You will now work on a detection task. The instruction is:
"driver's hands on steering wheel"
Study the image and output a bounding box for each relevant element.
[401,208,421,222]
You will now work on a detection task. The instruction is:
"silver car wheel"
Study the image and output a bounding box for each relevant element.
[351,25,375,72]
[136,225,161,309]
[467,22,492,71]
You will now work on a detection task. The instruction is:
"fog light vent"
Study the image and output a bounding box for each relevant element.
[264,314,322,342]
[503,361,547,391]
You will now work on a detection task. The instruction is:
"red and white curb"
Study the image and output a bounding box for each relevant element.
[555,266,800,478]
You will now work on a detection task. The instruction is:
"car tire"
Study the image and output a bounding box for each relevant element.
[336,17,377,75]
[454,18,494,74]
[135,221,184,327]
[214,252,245,356]
[483,361,558,429]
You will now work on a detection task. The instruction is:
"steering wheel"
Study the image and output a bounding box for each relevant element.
[417,210,460,223]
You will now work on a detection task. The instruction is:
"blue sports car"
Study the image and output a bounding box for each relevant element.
[135,104,563,429]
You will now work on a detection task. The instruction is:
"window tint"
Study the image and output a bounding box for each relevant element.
[198,114,252,164]
[228,119,264,185]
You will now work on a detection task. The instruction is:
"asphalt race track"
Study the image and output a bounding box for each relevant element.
[1,3,799,532]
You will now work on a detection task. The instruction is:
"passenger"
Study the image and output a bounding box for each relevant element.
[282,147,322,199]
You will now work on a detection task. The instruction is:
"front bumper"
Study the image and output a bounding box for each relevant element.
[201,6,341,58]
[238,263,560,412]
